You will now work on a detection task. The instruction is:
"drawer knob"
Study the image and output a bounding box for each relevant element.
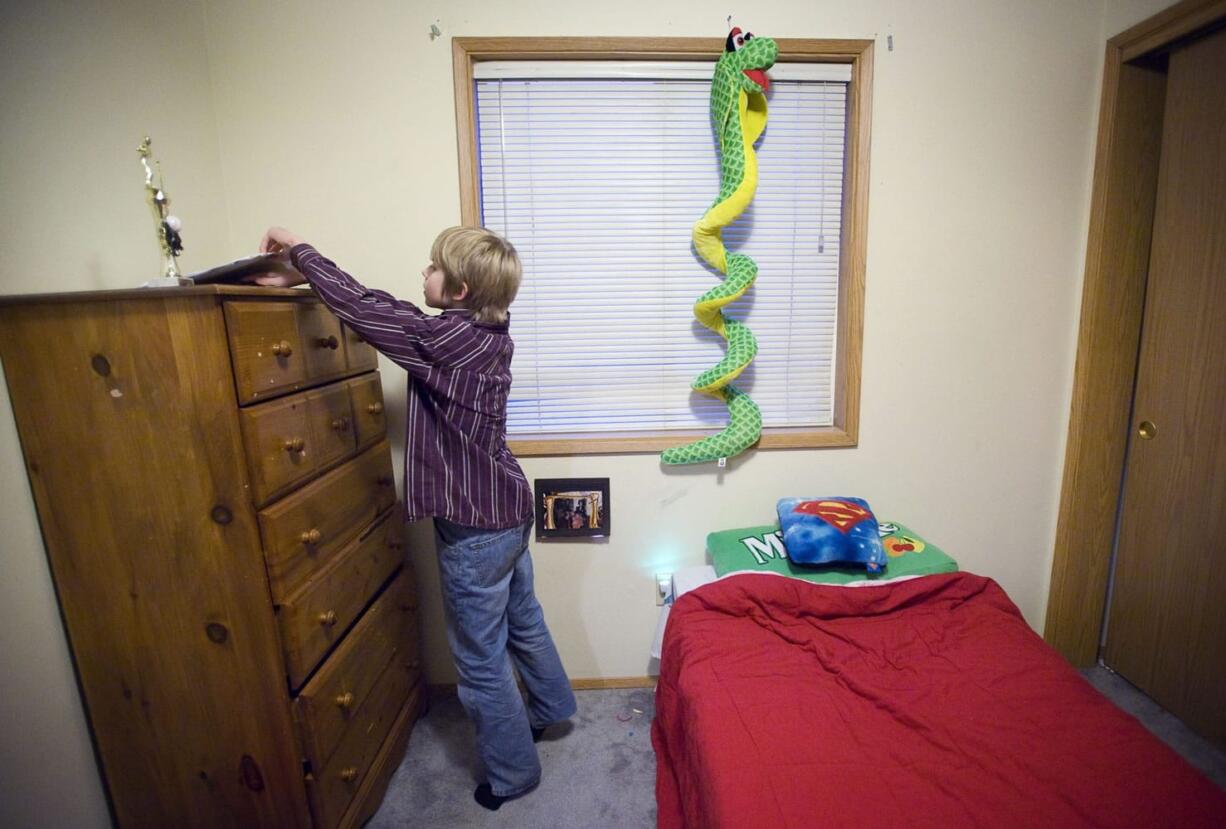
[300,528,322,545]
[367,402,384,415]
[330,417,350,432]
[283,436,306,453]
[316,335,339,350]
[335,691,354,709]
[340,767,358,783]
[318,610,338,627]
[270,340,293,357]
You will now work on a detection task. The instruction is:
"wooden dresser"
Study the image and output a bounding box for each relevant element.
[0,285,426,828]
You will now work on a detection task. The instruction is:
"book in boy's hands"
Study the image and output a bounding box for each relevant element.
[187,253,297,285]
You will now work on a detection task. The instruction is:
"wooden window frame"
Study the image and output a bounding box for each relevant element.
[452,36,874,456]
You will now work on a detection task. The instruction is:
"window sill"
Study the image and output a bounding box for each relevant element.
[509,425,856,457]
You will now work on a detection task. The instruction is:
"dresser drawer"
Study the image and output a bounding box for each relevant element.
[226,300,362,405]
[347,374,387,450]
[295,566,419,775]
[300,569,420,829]
[259,440,397,602]
[306,383,357,473]
[279,510,406,689]
[225,301,307,403]
[241,383,359,506]
[297,302,348,380]
[240,391,314,504]
[344,325,379,373]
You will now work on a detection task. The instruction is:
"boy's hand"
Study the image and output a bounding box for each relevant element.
[240,226,309,286]
[247,270,307,288]
[259,226,306,255]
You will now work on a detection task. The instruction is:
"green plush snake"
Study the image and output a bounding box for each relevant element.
[662,27,778,466]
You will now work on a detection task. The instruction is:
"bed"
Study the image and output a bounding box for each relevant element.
[652,569,1226,827]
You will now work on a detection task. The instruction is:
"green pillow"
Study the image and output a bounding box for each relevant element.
[707,521,958,584]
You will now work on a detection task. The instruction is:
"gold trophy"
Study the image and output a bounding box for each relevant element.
[137,136,190,286]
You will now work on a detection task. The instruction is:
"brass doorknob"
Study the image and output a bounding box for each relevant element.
[270,340,293,357]
[335,691,354,709]
[367,402,384,415]
[300,528,322,545]
[1138,420,1158,440]
[339,767,358,782]
[318,610,337,626]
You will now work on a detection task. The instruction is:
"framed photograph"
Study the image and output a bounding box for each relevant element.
[535,478,610,539]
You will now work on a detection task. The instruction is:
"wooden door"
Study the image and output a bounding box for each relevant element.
[1104,26,1226,745]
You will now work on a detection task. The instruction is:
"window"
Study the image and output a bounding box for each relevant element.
[453,38,872,455]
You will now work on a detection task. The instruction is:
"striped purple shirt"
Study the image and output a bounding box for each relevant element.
[290,244,533,529]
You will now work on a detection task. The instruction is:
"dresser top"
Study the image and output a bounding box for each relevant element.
[0,284,313,308]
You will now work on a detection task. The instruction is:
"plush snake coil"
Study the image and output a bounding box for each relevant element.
[662,28,778,465]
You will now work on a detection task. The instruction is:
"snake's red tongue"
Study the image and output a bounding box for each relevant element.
[743,68,770,92]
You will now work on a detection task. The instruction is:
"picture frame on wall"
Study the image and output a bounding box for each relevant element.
[535,478,610,539]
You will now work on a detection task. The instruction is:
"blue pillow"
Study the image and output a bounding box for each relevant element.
[776,497,887,572]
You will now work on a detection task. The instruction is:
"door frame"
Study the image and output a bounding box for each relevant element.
[1044,0,1226,665]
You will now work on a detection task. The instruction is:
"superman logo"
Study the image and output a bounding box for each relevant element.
[793,499,871,533]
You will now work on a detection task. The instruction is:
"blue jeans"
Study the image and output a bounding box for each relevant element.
[433,519,577,797]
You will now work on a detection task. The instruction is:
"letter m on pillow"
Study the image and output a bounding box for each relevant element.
[742,531,787,566]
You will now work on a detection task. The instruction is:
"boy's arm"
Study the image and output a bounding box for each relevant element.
[287,244,439,373]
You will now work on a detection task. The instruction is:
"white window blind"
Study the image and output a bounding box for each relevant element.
[474,62,849,437]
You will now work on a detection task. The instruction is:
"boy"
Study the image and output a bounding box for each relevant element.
[253,226,576,811]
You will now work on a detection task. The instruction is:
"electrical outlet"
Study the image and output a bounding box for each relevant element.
[655,573,672,606]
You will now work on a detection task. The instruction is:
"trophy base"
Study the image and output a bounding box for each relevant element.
[140,275,193,288]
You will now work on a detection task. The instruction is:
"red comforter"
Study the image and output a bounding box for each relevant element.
[652,572,1226,828]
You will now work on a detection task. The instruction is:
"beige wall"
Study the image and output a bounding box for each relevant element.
[1,2,230,827]
[0,0,1180,825]
[201,0,1110,683]
[1103,0,1181,33]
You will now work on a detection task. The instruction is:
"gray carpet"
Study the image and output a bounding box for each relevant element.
[1081,665,1226,790]
[368,688,657,828]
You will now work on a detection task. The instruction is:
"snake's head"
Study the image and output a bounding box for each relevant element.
[722,27,778,95]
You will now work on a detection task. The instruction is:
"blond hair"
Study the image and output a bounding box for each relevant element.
[430,226,522,323]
